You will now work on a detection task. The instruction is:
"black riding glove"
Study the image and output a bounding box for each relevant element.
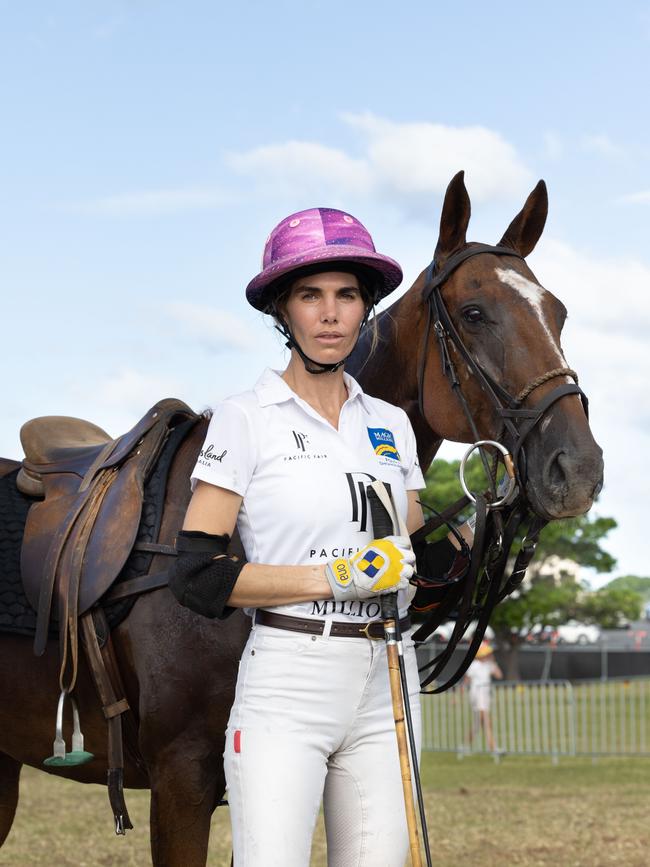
[410,537,471,613]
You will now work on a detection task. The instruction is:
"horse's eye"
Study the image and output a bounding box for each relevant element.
[462,306,483,324]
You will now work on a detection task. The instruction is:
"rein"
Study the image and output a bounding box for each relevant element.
[413,244,590,691]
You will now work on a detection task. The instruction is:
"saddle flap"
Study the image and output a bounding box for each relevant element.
[21,474,87,612]
[79,459,144,614]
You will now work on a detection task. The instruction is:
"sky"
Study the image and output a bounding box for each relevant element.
[2,1,649,585]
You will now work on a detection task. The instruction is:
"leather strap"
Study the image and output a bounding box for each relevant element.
[132,541,177,555]
[80,611,137,833]
[104,569,170,602]
[254,609,411,640]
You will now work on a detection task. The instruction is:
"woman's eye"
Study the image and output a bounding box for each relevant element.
[462,306,483,324]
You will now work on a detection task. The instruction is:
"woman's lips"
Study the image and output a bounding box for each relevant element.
[315,333,344,344]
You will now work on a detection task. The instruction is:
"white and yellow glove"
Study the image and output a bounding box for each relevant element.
[325,535,415,601]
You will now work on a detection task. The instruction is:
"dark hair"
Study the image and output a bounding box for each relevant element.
[261,262,380,314]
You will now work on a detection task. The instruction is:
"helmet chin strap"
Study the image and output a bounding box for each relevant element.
[275,311,370,376]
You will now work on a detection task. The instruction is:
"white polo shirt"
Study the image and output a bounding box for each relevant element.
[190,367,425,623]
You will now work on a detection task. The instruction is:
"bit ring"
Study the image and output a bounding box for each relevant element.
[459,440,516,509]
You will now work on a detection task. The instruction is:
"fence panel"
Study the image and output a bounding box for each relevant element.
[572,678,650,756]
[420,677,650,758]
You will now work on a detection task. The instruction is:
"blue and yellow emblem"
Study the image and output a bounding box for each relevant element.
[367,427,400,461]
[356,549,385,578]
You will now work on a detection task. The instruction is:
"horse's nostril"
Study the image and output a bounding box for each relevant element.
[544,449,568,491]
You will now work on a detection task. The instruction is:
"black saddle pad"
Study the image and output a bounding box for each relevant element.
[0,469,35,635]
[0,418,194,638]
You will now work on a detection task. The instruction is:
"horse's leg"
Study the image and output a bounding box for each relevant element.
[148,742,223,867]
[116,591,247,867]
[0,752,21,847]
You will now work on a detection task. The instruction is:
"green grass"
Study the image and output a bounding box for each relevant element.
[2,754,650,866]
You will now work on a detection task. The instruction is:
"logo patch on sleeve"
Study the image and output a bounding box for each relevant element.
[367,427,400,461]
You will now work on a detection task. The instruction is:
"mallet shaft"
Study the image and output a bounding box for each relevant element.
[385,621,423,867]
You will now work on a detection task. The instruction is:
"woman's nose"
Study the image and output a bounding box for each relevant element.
[320,300,338,321]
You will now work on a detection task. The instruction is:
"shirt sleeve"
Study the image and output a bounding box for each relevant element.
[402,412,426,491]
[190,400,257,497]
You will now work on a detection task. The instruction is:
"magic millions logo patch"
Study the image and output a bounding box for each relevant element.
[367,427,400,462]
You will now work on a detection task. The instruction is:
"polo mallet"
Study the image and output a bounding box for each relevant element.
[367,481,432,867]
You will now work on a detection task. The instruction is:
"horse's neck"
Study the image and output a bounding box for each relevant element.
[349,289,443,472]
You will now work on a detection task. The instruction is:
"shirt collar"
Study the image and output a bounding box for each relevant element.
[254,367,371,414]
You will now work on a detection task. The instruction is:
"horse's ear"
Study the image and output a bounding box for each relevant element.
[434,171,471,264]
[498,180,548,257]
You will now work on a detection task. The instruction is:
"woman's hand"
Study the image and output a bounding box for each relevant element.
[325,535,415,601]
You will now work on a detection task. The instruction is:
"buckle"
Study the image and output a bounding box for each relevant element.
[360,621,385,641]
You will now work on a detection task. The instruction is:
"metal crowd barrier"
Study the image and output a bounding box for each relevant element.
[420,677,650,759]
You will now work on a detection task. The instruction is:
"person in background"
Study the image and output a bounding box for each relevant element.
[465,641,503,753]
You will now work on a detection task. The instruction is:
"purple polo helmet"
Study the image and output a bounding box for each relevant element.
[245,207,403,311]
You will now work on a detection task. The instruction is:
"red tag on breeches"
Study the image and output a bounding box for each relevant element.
[234,730,241,753]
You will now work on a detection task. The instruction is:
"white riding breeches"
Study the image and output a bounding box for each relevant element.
[224,622,422,867]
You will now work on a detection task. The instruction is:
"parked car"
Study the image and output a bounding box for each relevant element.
[554,620,600,645]
[430,620,494,644]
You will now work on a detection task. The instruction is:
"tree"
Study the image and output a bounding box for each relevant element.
[603,574,650,602]
[581,586,642,628]
[421,456,620,678]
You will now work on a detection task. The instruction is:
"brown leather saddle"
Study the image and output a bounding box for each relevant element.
[17,397,200,833]
[19,398,198,661]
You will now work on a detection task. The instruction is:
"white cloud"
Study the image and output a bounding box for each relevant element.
[227,141,372,198]
[542,131,563,160]
[618,189,650,205]
[94,368,184,413]
[227,114,533,213]
[41,367,191,439]
[533,238,650,338]
[344,112,532,203]
[581,133,625,158]
[68,187,230,217]
[166,301,259,352]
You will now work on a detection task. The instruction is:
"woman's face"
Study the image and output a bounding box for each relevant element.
[281,271,367,363]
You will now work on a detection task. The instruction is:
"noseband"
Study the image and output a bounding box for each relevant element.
[417,243,589,495]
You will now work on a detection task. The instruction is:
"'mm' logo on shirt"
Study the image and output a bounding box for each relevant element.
[367,427,400,461]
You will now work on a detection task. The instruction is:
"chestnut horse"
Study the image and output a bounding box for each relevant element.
[0,172,603,865]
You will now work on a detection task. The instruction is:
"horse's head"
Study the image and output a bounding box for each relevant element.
[415,171,603,520]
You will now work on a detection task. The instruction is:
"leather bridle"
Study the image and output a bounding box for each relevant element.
[417,243,589,493]
[413,243,592,692]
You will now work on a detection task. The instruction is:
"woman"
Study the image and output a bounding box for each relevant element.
[170,208,469,866]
